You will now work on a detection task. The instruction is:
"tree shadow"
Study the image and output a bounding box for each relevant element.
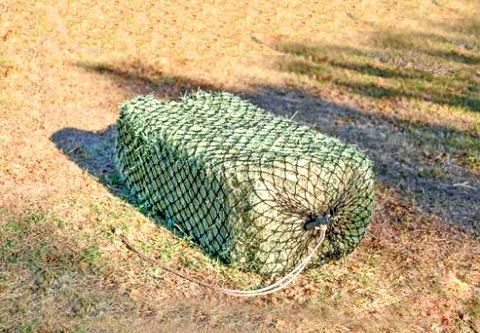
[373,30,480,65]
[76,60,216,98]
[51,60,480,236]
[277,41,480,112]
[427,14,480,52]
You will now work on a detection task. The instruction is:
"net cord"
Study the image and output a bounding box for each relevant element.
[117,225,327,297]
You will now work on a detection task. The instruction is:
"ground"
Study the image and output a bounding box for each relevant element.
[1,0,479,332]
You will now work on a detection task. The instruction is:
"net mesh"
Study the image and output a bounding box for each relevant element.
[115,91,375,276]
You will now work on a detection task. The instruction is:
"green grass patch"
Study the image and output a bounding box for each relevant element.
[80,246,102,266]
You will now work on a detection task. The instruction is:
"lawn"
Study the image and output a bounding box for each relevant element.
[1,0,479,332]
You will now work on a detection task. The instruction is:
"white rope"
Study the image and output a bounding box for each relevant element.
[218,224,327,297]
[118,224,327,297]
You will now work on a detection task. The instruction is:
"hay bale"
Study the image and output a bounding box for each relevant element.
[116,91,375,276]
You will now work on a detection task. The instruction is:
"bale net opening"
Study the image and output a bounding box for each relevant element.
[116,91,375,276]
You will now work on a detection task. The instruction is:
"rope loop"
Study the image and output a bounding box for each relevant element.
[117,225,327,297]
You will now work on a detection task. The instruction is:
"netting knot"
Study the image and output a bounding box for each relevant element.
[304,213,332,231]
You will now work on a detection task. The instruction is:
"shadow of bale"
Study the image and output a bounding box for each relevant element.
[50,126,133,201]
[51,125,116,179]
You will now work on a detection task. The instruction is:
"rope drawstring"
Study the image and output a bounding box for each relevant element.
[116,225,327,297]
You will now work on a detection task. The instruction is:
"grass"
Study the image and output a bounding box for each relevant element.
[0,210,110,331]
[278,38,480,122]
[1,0,479,331]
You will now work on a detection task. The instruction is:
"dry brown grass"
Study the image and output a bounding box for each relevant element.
[1,0,479,332]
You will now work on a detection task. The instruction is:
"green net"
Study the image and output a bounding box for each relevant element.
[115,91,375,276]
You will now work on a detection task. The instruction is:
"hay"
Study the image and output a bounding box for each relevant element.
[115,91,375,276]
